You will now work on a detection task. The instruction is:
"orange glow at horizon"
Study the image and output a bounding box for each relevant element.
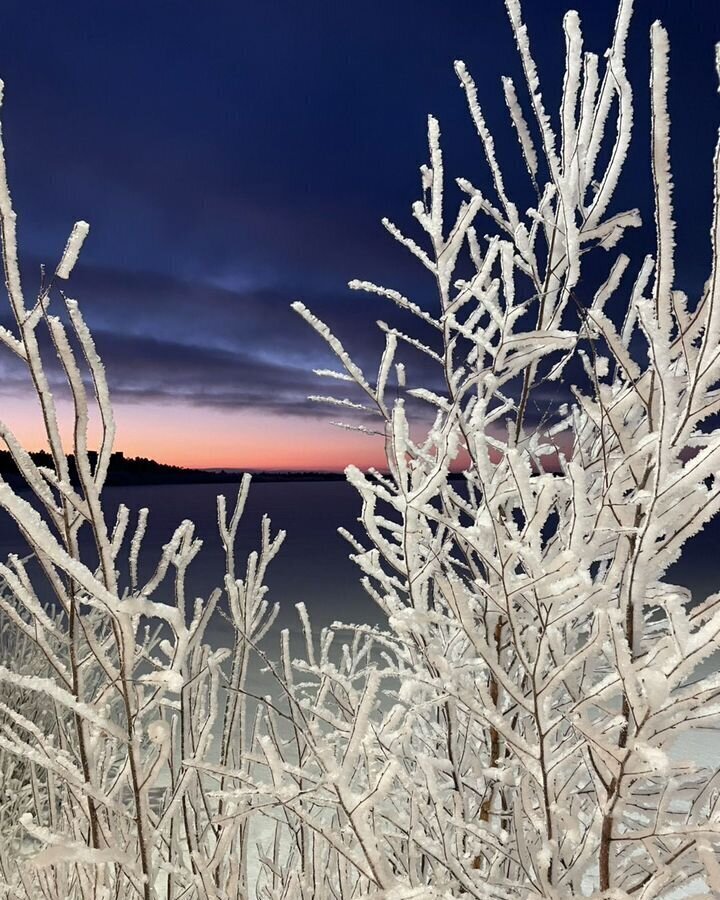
[0,392,569,474]
[0,393,389,472]
[115,404,389,471]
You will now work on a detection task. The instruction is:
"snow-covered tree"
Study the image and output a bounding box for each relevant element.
[236,0,720,896]
[0,85,285,898]
[0,0,719,898]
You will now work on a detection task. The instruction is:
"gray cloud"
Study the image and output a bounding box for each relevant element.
[2,254,582,436]
[0,264,419,423]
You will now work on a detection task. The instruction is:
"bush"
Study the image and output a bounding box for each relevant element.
[0,1,719,897]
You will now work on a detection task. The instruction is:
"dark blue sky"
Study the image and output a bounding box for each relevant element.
[0,0,718,467]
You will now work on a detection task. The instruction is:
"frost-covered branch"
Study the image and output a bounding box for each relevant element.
[282,1,720,896]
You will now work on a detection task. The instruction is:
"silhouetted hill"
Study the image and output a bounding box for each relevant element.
[0,450,348,488]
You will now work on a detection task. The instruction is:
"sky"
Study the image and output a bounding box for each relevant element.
[0,0,718,470]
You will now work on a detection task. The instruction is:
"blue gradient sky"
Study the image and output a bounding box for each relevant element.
[0,0,718,468]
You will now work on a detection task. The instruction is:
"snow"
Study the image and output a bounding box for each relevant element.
[1,0,720,896]
[56,221,90,280]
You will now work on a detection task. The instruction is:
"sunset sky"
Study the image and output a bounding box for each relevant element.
[0,0,718,470]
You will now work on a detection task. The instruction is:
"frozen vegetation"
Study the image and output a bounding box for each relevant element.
[0,0,719,897]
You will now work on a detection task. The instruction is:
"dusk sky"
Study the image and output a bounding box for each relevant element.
[0,0,718,470]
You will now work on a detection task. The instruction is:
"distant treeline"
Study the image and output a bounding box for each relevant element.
[0,450,348,487]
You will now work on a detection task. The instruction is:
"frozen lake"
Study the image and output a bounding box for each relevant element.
[1,476,717,627]
[0,478,717,769]
[0,478,717,896]
[0,479,382,644]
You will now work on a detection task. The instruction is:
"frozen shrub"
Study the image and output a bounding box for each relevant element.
[240,1,720,896]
